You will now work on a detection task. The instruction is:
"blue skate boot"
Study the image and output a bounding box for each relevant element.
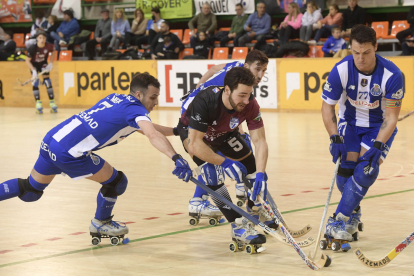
[89,215,129,246]
[320,212,352,252]
[346,206,363,241]
[230,217,266,254]
[188,195,225,226]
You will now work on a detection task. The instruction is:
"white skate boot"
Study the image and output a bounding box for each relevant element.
[188,195,225,226]
[230,217,266,254]
[246,203,278,230]
[320,212,352,252]
[89,215,129,246]
[346,206,363,241]
[36,100,43,114]
[235,183,247,207]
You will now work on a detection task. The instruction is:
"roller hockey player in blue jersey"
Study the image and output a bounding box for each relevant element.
[321,25,404,248]
[0,73,192,245]
[180,50,272,227]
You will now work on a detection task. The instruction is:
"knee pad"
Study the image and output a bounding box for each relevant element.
[18,177,48,202]
[240,153,256,175]
[33,78,40,88]
[353,159,379,189]
[43,78,52,88]
[100,171,128,197]
[200,163,225,186]
[336,161,357,193]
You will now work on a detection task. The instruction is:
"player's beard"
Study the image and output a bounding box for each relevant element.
[229,92,245,112]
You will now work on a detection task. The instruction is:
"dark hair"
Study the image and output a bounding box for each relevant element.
[130,72,160,95]
[332,27,340,33]
[49,15,58,24]
[330,4,339,11]
[235,3,243,8]
[163,36,171,44]
[224,67,256,92]
[307,1,319,9]
[162,20,170,29]
[244,49,268,65]
[37,31,47,38]
[151,7,160,14]
[63,9,74,19]
[257,1,266,7]
[35,10,44,19]
[5,30,13,38]
[135,8,144,23]
[350,24,377,47]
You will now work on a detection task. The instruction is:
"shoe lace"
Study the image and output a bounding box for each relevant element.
[241,219,258,236]
[332,220,346,231]
[94,215,125,234]
[348,212,361,224]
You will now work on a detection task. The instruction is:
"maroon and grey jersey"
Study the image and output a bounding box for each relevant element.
[180,85,263,146]
[27,43,54,65]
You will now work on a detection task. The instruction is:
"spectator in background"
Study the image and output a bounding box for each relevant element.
[189,3,217,48]
[184,31,210,59]
[219,3,248,47]
[26,10,48,48]
[107,9,130,52]
[278,2,302,45]
[277,0,305,13]
[0,30,16,61]
[239,2,271,49]
[396,6,414,44]
[300,1,322,43]
[124,8,148,49]
[50,9,79,52]
[311,4,342,43]
[341,0,365,38]
[84,9,111,60]
[150,21,184,60]
[401,37,414,56]
[0,26,5,41]
[45,15,59,44]
[322,27,346,57]
[135,7,164,49]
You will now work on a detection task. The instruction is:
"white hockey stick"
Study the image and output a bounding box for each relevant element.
[354,231,414,268]
[17,70,48,86]
[398,109,414,121]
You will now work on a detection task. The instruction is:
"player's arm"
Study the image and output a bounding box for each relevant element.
[375,101,401,143]
[25,56,35,71]
[187,128,224,165]
[196,63,226,88]
[138,120,177,158]
[152,123,175,136]
[321,101,339,136]
[249,126,268,173]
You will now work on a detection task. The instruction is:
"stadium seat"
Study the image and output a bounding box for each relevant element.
[232,47,248,60]
[371,21,389,39]
[170,29,183,41]
[179,48,193,59]
[308,45,324,57]
[13,33,25,49]
[59,50,72,61]
[212,47,229,59]
[116,49,126,53]
[33,0,56,4]
[47,51,58,62]
[384,20,409,39]
[183,29,196,45]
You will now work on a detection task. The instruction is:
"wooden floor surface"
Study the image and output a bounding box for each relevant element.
[0,107,413,276]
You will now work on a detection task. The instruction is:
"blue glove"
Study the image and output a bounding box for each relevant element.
[221,158,247,183]
[360,141,383,174]
[241,133,253,151]
[251,172,267,201]
[329,135,347,163]
[172,154,192,182]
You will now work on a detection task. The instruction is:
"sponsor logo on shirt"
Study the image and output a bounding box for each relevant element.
[348,97,379,109]
[212,120,217,125]
[370,83,382,96]
[254,111,262,121]
[229,117,239,129]
[391,88,403,99]
[213,87,220,93]
[191,113,202,121]
[348,85,355,90]
[361,78,368,87]
[323,82,332,92]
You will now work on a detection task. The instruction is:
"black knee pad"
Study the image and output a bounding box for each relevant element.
[100,171,128,197]
[18,178,44,202]
[240,153,256,174]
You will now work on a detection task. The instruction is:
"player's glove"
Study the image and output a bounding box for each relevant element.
[173,127,179,136]
[172,154,192,182]
[329,135,347,163]
[360,141,383,174]
[250,172,267,201]
[241,133,253,151]
[221,158,247,183]
[31,70,38,86]
[44,63,53,72]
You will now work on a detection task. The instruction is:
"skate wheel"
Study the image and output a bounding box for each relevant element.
[324,255,332,267]
[341,243,351,252]
[91,237,100,246]
[358,222,364,232]
[229,242,238,252]
[245,245,255,255]
[236,200,244,207]
[110,236,119,246]
[331,241,340,251]
[209,218,218,226]
[189,218,199,226]
[122,238,130,245]
[319,240,328,250]
[352,231,359,242]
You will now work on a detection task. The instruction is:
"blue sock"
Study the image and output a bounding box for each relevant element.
[336,176,367,217]
[193,175,208,198]
[0,178,20,201]
[336,161,357,193]
[94,169,118,221]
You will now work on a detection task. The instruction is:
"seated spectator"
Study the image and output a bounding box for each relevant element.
[322,27,346,57]
[124,8,148,49]
[107,9,130,52]
[189,3,217,48]
[150,21,184,60]
[277,0,306,13]
[299,1,322,43]
[239,2,271,49]
[156,36,175,59]
[341,0,365,38]
[45,15,59,44]
[402,37,414,56]
[50,9,79,52]
[184,31,210,59]
[279,2,303,45]
[84,9,111,60]
[135,7,164,49]
[396,6,414,44]
[0,30,16,61]
[311,4,342,43]
[0,26,4,41]
[219,3,248,47]
[26,10,49,48]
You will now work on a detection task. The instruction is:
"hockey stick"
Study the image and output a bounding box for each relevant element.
[190,177,331,270]
[398,110,414,121]
[354,231,414,268]
[17,70,48,86]
[309,157,341,261]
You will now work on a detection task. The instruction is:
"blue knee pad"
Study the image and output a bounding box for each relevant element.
[33,78,40,88]
[353,159,380,188]
[100,170,128,197]
[18,175,49,202]
[336,161,357,193]
[201,163,225,186]
[43,78,52,88]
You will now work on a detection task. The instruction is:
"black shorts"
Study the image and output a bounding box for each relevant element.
[31,62,49,75]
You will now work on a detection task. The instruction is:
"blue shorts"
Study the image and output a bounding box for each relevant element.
[338,119,397,161]
[33,134,105,180]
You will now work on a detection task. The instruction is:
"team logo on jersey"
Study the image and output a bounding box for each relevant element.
[91,154,100,165]
[370,84,382,96]
[229,117,239,129]
[213,87,220,93]
[361,78,368,87]
[254,111,262,121]
[212,120,217,125]
[323,82,332,92]
[391,88,403,99]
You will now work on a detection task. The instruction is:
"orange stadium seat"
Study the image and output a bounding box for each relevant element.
[384,20,409,39]
[170,29,183,41]
[47,51,57,62]
[13,33,25,49]
[232,47,248,60]
[59,50,72,61]
[179,48,193,59]
[308,45,324,58]
[371,21,389,39]
[212,47,228,59]
[183,29,196,45]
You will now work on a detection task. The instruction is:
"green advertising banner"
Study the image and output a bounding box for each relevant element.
[136,0,193,19]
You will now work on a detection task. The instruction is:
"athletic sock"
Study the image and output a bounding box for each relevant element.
[336,176,367,217]
[0,178,20,201]
[209,184,241,223]
[192,175,208,198]
[94,169,118,221]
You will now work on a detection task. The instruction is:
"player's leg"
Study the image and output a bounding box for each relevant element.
[31,66,43,114]
[41,70,58,113]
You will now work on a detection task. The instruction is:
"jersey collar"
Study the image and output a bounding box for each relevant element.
[353,56,378,76]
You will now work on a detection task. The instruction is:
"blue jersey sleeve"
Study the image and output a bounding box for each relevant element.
[385,71,404,100]
[123,96,151,129]
[321,65,344,105]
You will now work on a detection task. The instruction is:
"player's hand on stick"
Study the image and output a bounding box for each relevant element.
[329,135,347,163]
[360,141,383,173]
[31,70,38,85]
[44,63,53,72]
[251,172,267,201]
[172,154,192,182]
[221,158,247,183]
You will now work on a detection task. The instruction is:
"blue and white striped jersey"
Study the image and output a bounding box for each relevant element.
[321,54,404,127]
[46,93,150,158]
[181,61,244,115]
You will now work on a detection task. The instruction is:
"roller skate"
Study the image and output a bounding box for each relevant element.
[319,212,352,252]
[346,206,363,242]
[49,100,58,113]
[229,217,266,254]
[246,202,278,230]
[89,215,130,246]
[35,100,43,114]
[235,183,247,207]
[188,195,225,226]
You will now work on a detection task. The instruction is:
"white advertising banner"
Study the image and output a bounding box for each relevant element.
[157,59,277,109]
[194,0,255,15]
